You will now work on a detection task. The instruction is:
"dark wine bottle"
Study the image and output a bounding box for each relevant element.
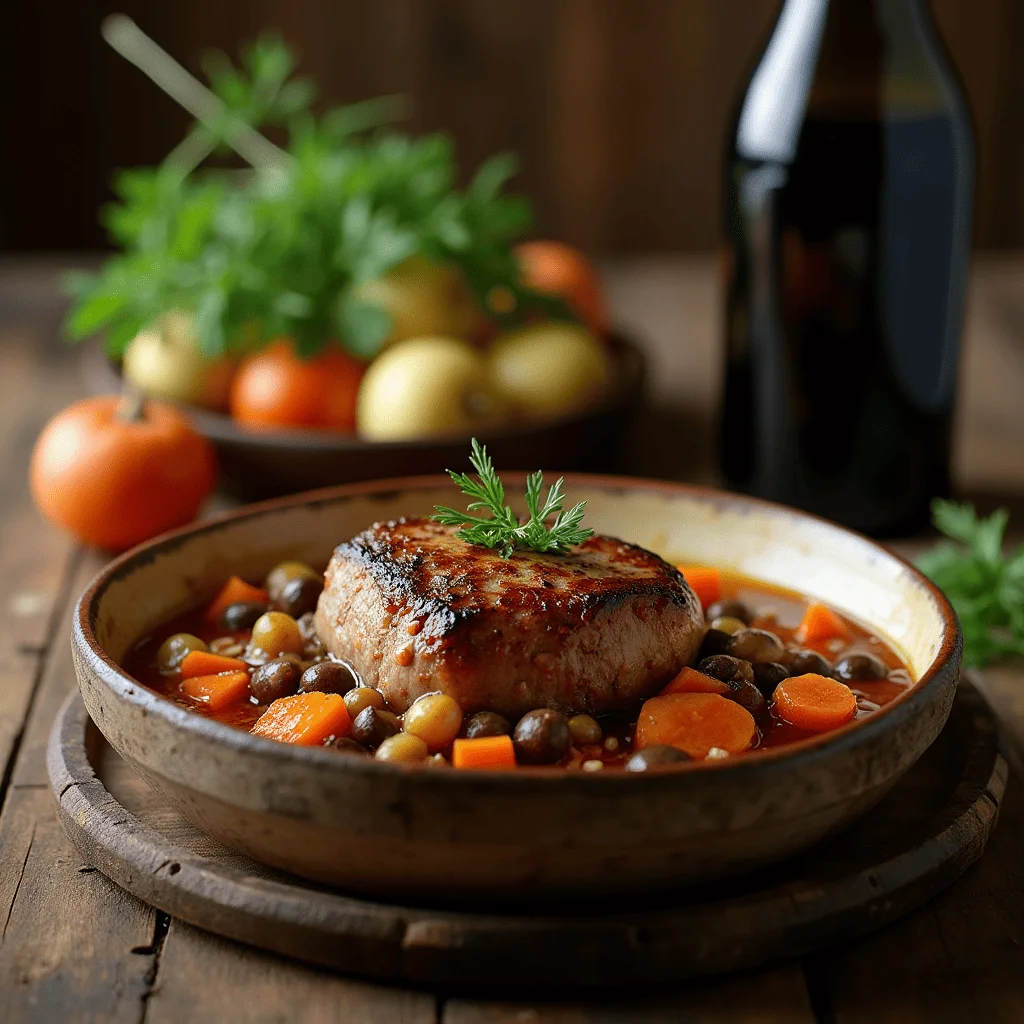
[720,0,974,535]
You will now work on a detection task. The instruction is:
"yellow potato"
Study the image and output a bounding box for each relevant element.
[357,336,505,441]
[122,311,236,411]
[488,322,610,417]
[352,255,484,348]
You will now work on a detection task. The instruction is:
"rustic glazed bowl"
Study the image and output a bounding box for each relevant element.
[71,477,961,899]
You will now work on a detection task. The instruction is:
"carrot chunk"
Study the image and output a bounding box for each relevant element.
[180,671,252,712]
[772,673,857,732]
[204,576,269,624]
[795,602,850,645]
[636,692,756,759]
[251,692,352,746]
[677,565,722,609]
[179,650,249,678]
[452,735,517,770]
[661,666,730,696]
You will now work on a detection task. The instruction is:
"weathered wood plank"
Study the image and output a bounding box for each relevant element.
[442,965,815,1023]
[146,919,437,1024]
[10,548,104,790]
[0,331,79,801]
[0,786,157,1023]
[805,761,1024,1023]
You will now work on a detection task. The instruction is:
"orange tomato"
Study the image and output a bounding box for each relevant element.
[230,340,365,431]
[516,240,609,336]
[30,395,216,552]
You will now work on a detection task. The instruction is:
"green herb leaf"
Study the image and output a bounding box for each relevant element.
[918,499,1024,668]
[431,440,594,558]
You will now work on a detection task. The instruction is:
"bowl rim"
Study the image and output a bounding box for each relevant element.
[74,473,962,788]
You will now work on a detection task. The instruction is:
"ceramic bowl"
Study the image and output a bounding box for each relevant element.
[82,335,645,499]
[71,477,961,899]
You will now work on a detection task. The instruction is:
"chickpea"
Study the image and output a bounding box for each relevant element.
[344,686,385,718]
[403,693,463,751]
[375,733,428,764]
[567,714,602,746]
[464,711,512,739]
[251,611,304,657]
[249,659,301,704]
[625,745,690,771]
[157,633,208,673]
[513,709,570,765]
[299,660,357,695]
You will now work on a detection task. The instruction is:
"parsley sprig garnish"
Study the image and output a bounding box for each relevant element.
[917,499,1024,668]
[432,440,594,558]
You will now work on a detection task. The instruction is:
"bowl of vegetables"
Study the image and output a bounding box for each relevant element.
[70,450,961,899]
[74,29,643,497]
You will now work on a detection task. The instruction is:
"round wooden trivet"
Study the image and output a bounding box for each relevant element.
[47,683,1006,990]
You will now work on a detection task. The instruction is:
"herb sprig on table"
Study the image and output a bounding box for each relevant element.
[432,439,594,558]
[65,33,574,360]
[918,499,1024,668]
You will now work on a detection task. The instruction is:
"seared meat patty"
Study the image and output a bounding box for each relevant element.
[314,517,703,718]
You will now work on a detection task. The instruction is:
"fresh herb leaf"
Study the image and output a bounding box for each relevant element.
[431,439,594,559]
[65,33,576,360]
[917,499,1024,668]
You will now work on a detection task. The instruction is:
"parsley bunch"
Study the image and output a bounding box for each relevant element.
[917,500,1024,668]
[432,440,594,558]
[65,33,573,360]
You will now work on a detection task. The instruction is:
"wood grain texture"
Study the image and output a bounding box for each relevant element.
[4,0,1024,251]
[443,966,815,1024]
[146,920,436,1024]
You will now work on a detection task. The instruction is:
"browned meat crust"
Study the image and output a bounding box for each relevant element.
[314,517,703,718]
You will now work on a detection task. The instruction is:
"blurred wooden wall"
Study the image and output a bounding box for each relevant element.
[5,0,1024,253]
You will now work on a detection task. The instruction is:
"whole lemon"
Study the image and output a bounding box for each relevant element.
[488,322,610,418]
[357,337,504,441]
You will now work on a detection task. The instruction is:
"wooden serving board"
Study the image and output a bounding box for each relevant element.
[47,683,1007,991]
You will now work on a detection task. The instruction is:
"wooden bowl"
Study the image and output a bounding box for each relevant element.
[82,335,645,499]
[70,477,961,900]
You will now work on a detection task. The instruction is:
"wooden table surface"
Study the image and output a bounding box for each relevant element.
[2,254,1024,1022]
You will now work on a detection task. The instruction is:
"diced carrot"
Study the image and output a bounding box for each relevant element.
[180,650,249,678]
[452,735,517,770]
[661,666,730,696]
[251,692,352,746]
[180,671,252,712]
[795,602,850,645]
[204,576,269,624]
[636,692,756,759]
[677,564,722,609]
[772,673,857,732]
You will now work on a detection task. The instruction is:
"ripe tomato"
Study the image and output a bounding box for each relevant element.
[30,395,217,552]
[230,341,365,431]
[515,240,609,337]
